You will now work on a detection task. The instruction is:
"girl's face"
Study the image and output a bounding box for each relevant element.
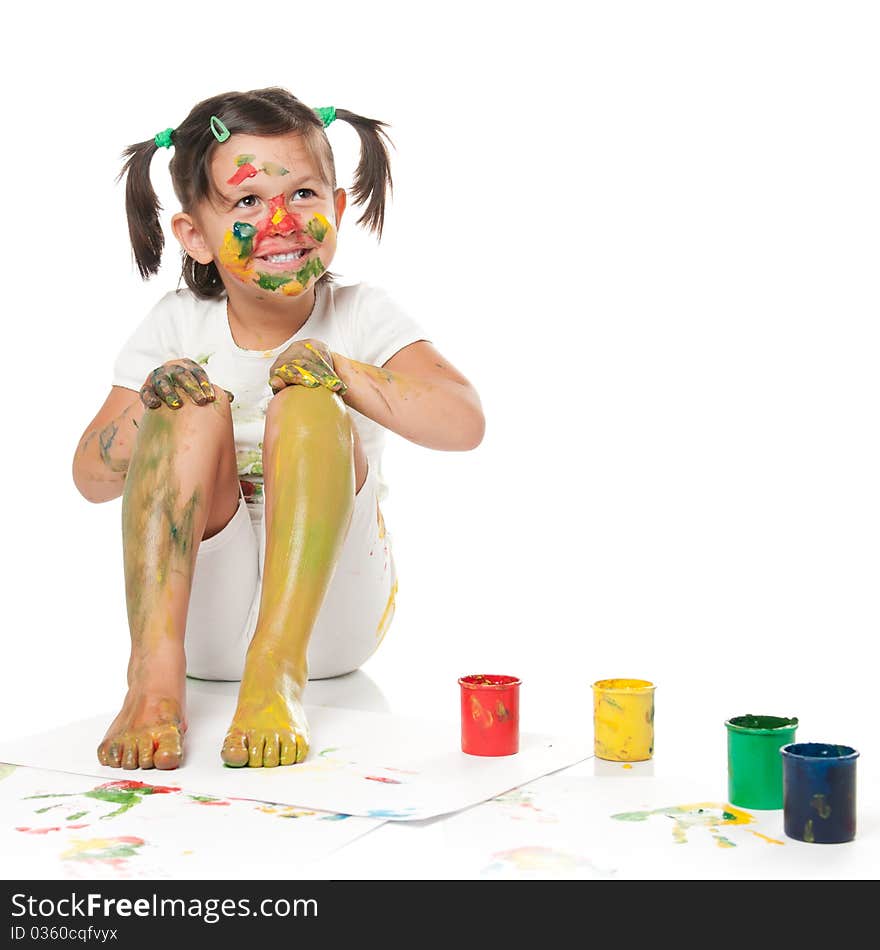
[175,132,345,299]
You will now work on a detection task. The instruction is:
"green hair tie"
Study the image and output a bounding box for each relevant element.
[314,106,336,129]
[153,128,174,149]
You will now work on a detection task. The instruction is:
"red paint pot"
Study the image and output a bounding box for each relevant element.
[458,674,521,756]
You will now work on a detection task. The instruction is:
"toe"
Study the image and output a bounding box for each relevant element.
[279,736,298,766]
[221,731,249,768]
[247,732,265,768]
[138,735,155,771]
[105,740,123,768]
[295,731,310,763]
[153,725,183,770]
[96,741,111,767]
[121,735,139,770]
[263,733,280,768]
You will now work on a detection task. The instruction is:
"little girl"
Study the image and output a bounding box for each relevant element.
[72,87,484,771]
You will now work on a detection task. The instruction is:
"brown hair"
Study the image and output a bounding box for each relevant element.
[118,87,394,299]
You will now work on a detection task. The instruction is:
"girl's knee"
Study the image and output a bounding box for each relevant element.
[264,385,352,440]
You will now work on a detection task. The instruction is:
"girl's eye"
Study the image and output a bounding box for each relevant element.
[235,195,260,209]
[292,188,316,201]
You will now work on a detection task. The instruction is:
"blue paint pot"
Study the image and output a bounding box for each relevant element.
[780,742,859,844]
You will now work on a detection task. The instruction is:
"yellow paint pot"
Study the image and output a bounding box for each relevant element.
[591,678,656,762]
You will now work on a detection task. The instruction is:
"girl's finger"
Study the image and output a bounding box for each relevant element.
[152,375,183,409]
[187,363,218,400]
[172,368,211,405]
[139,384,162,410]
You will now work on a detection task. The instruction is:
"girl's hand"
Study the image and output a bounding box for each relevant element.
[268,339,348,395]
[140,358,234,410]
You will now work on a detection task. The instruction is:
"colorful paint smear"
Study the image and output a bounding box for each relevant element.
[482,846,604,876]
[26,779,180,820]
[609,802,788,849]
[226,154,290,185]
[217,190,332,295]
[61,836,146,870]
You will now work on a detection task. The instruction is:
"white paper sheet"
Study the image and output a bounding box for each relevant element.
[0,692,590,821]
[314,761,877,879]
[0,763,382,880]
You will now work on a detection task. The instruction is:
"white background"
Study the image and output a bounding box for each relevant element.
[1,0,878,828]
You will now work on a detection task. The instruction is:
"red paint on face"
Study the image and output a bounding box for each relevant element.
[254,194,303,251]
[227,163,259,186]
[364,776,402,784]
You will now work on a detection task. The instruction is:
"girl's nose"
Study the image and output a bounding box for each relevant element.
[265,194,297,234]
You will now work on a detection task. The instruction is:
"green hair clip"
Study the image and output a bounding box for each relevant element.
[154,128,174,149]
[314,106,336,129]
[210,115,231,143]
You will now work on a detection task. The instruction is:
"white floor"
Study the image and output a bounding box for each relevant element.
[1,668,876,880]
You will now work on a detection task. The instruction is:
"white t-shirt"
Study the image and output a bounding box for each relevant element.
[112,281,429,526]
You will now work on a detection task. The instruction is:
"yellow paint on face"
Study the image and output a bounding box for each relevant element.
[271,208,286,226]
[280,280,305,297]
[592,679,655,762]
[219,230,256,283]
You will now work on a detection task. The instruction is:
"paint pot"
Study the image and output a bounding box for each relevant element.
[781,742,859,844]
[725,714,798,809]
[591,679,655,762]
[459,675,520,756]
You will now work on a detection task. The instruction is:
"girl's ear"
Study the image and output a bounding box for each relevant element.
[334,188,347,229]
[171,212,213,264]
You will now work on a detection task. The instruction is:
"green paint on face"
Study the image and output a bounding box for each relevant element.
[295,256,326,285]
[67,811,88,821]
[261,161,289,176]
[232,221,257,259]
[235,154,256,167]
[255,272,293,291]
[306,216,329,242]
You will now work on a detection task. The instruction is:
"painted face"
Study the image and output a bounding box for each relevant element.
[207,133,340,297]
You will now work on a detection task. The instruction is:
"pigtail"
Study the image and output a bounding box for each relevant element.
[117,140,165,279]
[334,109,394,239]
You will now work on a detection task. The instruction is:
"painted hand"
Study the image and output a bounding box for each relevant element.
[268,339,348,395]
[140,358,234,410]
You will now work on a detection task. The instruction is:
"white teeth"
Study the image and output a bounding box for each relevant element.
[263,250,307,263]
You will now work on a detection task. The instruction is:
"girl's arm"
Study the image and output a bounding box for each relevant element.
[72,386,146,503]
[331,341,485,451]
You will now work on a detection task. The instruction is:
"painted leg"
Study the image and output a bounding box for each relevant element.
[221,386,356,767]
[97,391,240,770]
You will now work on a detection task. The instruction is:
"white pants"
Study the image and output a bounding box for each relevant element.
[184,462,398,680]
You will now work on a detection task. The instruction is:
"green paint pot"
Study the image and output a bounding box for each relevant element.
[725,714,798,810]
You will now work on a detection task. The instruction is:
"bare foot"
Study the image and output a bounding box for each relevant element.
[221,657,309,768]
[98,655,187,770]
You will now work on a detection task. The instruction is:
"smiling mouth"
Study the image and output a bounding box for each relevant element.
[256,249,310,266]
